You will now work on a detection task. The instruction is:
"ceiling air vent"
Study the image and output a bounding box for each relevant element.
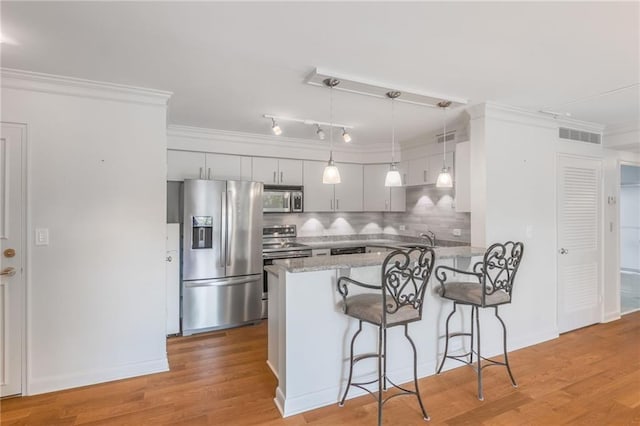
[559,127,601,145]
[436,131,456,144]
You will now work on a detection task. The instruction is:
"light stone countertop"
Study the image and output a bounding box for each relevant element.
[265,246,486,274]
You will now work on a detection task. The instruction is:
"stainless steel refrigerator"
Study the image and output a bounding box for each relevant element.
[181,179,263,336]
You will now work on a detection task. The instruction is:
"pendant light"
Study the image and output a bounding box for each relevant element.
[384,91,402,187]
[436,100,453,188]
[322,78,341,184]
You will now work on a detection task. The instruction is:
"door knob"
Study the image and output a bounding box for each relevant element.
[0,267,16,277]
[166,256,173,262]
[3,248,16,258]
[559,248,568,255]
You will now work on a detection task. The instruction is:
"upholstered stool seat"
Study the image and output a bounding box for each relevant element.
[435,241,524,401]
[337,246,435,426]
[437,282,510,306]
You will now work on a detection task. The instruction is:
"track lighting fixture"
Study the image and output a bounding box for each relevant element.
[342,128,352,143]
[316,124,326,140]
[271,118,282,135]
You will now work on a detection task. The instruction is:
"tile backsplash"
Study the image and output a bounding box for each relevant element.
[263,186,470,243]
[384,186,471,243]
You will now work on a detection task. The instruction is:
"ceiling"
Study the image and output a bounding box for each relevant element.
[1,2,638,146]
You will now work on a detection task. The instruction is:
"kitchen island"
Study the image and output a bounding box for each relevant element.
[264,246,485,417]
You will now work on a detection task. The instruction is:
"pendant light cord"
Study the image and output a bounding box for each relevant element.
[329,85,334,159]
[391,98,395,164]
[442,105,447,169]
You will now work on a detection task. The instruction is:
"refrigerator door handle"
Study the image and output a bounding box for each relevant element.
[226,191,232,267]
[184,275,261,288]
[220,191,227,268]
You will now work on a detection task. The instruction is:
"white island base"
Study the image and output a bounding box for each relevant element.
[265,248,487,417]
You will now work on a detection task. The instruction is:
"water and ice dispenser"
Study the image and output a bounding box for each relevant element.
[192,216,213,249]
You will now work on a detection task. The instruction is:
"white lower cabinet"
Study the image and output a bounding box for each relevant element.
[303,161,363,212]
[363,164,406,212]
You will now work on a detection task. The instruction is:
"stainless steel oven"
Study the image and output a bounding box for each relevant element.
[262,225,311,318]
[263,185,303,213]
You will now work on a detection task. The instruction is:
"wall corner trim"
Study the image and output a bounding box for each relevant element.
[1,68,173,106]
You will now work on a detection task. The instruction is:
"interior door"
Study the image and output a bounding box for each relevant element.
[557,154,602,333]
[0,124,25,397]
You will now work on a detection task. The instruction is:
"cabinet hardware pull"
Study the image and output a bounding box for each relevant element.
[208,168,212,180]
[336,199,340,210]
[273,171,277,183]
[200,167,204,179]
[423,170,427,182]
[280,171,283,183]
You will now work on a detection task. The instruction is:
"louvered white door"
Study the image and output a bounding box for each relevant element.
[557,155,602,333]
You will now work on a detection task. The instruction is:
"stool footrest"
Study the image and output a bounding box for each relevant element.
[353,352,382,363]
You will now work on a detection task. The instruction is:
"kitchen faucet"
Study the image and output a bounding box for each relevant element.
[419,230,436,247]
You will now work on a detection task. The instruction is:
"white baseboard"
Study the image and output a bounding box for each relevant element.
[27,357,169,396]
[604,311,622,323]
[266,360,279,380]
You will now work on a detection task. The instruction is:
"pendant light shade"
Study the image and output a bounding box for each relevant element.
[385,163,402,187]
[436,100,453,189]
[385,91,402,187]
[322,78,341,184]
[322,151,341,184]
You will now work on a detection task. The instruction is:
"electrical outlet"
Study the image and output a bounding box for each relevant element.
[452,228,461,237]
[399,224,407,231]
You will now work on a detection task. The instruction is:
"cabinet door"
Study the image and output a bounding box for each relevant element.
[252,157,279,184]
[278,159,303,185]
[167,150,206,181]
[363,164,390,211]
[407,157,429,186]
[335,163,363,212]
[428,152,455,184]
[455,141,470,212]
[205,153,243,180]
[303,161,335,212]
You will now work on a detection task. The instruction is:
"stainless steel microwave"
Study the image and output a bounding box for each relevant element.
[263,185,303,213]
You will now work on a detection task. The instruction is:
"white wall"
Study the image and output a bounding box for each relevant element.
[1,70,171,394]
[468,103,560,352]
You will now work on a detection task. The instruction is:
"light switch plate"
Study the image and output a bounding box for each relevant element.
[452,228,462,237]
[35,228,49,246]
[399,225,407,231]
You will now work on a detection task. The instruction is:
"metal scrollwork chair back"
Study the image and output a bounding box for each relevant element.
[337,246,435,425]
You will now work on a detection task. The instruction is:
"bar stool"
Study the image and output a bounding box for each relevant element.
[434,241,524,400]
[337,246,435,425]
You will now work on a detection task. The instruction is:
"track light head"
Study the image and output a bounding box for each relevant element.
[271,118,282,136]
[342,128,352,143]
[316,124,326,140]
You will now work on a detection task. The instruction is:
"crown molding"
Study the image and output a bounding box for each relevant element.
[1,68,172,106]
[167,124,392,155]
[467,101,605,132]
[604,121,640,136]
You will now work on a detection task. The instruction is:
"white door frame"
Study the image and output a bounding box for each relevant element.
[617,159,640,316]
[556,152,604,332]
[1,122,28,396]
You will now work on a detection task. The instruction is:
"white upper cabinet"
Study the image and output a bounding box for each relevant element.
[252,157,279,184]
[363,164,390,211]
[278,159,303,185]
[455,141,470,212]
[167,150,206,181]
[334,163,363,212]
[303,160,334,212]
[363,163,406,212]
[407,157,429,186]
[252,157,303,185]
[205,153,245,181]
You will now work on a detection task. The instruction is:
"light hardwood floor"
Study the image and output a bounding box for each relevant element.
[2,312,639,425]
